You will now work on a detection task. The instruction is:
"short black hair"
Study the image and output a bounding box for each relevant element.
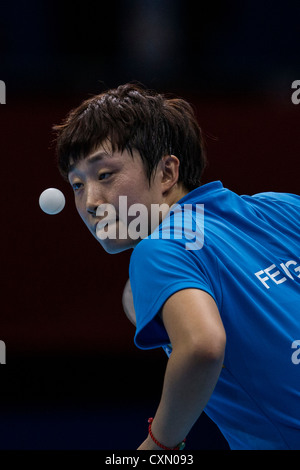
[53,83,207,190]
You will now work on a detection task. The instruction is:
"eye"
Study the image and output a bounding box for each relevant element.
[72,181,83,191]
[98,172,112,181]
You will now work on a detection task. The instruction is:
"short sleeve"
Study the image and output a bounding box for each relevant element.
[129,237,219,349]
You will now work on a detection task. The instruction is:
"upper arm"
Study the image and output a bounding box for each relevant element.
[122,279,136,326]
[161,289,226,359]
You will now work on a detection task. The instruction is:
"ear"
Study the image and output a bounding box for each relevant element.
[160,155,180,194]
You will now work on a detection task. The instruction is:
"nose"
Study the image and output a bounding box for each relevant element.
[85,184,104,217]
[87,205,97,217]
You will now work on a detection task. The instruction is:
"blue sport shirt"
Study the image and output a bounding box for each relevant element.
[129,181,300,450]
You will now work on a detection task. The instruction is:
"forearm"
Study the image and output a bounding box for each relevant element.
[140,344,224,449]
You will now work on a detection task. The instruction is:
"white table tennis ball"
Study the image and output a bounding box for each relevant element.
[39,188,65,215]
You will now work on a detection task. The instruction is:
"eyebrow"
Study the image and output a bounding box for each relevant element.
[68,151,111,174]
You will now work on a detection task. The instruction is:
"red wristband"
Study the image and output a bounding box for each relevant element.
[147,418,186,450]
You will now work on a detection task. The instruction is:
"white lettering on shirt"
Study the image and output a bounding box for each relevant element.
[254,258,300,289]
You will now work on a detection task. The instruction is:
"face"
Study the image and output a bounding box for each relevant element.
[68,142,167,253]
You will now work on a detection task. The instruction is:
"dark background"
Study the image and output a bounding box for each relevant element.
[0,0,299,450]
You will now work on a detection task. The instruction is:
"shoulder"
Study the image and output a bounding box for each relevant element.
[250,191,300,208]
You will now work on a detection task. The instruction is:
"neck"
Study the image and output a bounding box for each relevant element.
[165,183,189,207]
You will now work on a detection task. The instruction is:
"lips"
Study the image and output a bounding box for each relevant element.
[94,218,119,232]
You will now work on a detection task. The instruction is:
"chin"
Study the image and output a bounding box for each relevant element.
[97,237,136,254]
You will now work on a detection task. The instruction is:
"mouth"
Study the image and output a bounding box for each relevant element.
[93,218,119,233]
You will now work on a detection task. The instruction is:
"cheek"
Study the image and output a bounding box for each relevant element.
[74,198,87,223]
[74,198,81,214]
[127,176,157,203]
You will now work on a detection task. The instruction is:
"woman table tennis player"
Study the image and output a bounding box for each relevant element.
[53,83,300,450]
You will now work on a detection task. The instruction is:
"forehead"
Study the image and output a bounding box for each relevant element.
[68,140,113,171]
[68,150,112,173]
[68,143,142,177]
